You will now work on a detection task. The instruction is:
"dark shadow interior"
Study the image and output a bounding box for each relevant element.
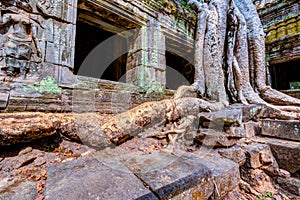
[270,59,300,90]
[166,51,194,90]
[74,21,127,82]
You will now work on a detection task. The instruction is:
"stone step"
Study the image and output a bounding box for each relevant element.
[277,177,300,196]
[260,137,300,174]
[44,158,158,200]
[44,151,239,200]
[121,152,239,200]
[261,119,300,142]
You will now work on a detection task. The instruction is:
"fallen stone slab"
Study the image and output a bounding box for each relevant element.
[0,178,38,200]
[121,151,239,200]
[265,138,300,174]
[200,156,240,200]
[121,152,213,199]
[198,109,243,128]
[277,177,300,196]
[242,143,278,169]
[218,145,246,166]
[243,121,260,138]
[195,129,240,147]
[44,158,157,200]
[227,104,266,122]
[261,119,300,142]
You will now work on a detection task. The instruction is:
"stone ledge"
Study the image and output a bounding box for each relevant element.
[261,119,300,142]
[44,151,239,200]
[44,158,157,200]
[264,138,300,174]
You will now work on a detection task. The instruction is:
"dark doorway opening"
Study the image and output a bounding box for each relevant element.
[165,51,194,90]
[74,21,127,82]
[270,59,300,90]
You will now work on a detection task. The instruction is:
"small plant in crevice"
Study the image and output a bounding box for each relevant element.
[258,190,273,200]
[181,1,191,10]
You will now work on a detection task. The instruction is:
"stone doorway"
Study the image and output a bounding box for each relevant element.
[165,51,194,90]
[270,59,300,90]
[74,21,128,82]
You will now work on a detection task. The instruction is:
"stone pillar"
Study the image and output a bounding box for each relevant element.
[126,25,166,91]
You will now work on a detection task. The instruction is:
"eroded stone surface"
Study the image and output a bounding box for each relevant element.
[195,129,240,147]
[261,119,300,142]
[121,151,239,200]
[218,145,246,166]
[277,177,300,196]
[0,178,38,200]
[44,158,157,200]
[266,138,300,174]
[121,152,213,199]
[242,143,278,169]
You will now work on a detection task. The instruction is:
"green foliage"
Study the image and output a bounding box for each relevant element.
[22,76,62,94]
[181,1,191,10]
[266,190,272,198]
[258,190,273,200]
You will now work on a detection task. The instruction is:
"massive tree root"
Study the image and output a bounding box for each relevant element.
[189,0,300,119]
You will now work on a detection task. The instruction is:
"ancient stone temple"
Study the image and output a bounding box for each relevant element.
[1,0,300,199]
[0,0,198,113]
[256,0,300,97]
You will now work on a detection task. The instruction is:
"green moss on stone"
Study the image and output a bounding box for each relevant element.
[23,76,62,94]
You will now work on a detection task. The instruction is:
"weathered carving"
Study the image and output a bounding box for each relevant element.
[36,0,54,16]
[1,0,33,13]
[0,11,41,78]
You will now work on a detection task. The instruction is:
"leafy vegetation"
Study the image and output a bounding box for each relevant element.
[181,1,191,10]
[258,190,273,200]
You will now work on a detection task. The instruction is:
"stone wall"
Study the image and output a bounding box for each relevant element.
[257,0,300,64]
[0,0,77,79]
[1,0,297,113]
[0,0,194,113]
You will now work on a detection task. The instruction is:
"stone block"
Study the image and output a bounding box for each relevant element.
[122,152,212,199]
[0,92,9,109]
[132,26,166,53]
[44,158,156,200]
[0,179,38,200]
[261,119,300,142]
[67,6,78,24]
[240,169,275,194]
[132,50,166,70]
[277,177,300,196]
[244,121,260,138]
[42,63,60,81]
[203,156,240,200]
[243,143,277,169]
[59,66,76,85]
[195,129,240,147]
[227,104,266,122]
[60,46,75,67]
[266,138,300,174]
[122,152,239,200]
[198,109,243,129]
[218,145,246,166]
[45,42,62,65]
[226,127,246,138]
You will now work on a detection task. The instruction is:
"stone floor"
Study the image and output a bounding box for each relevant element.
[1,109,300,200]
